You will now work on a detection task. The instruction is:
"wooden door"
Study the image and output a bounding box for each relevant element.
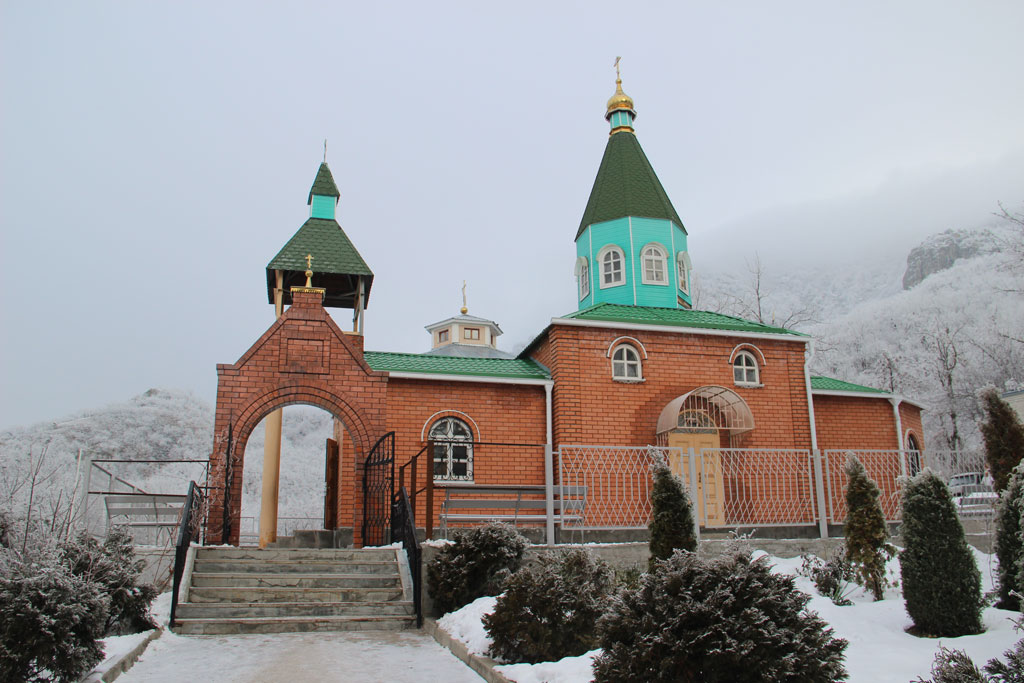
[666,431,725,526]
[324,438,339,529]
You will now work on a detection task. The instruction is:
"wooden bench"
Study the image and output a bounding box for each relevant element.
[104,493,187,544]
[439,485,587,537]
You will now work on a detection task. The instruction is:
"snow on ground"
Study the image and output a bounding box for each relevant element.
[438,551,1022,683]
[117,630,483,682]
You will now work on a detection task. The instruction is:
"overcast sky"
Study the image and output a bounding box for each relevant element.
[2,1,1023,430]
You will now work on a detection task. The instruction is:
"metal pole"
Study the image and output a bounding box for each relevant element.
[544,445,555,546]
[687,447,701,538]
[812,449,828,539]
[425,440,434,540]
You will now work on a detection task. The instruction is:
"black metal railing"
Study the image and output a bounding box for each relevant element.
[361,432,395,546]
[398,442,435,539]
[391,487,422,626]
[169,480,205,627]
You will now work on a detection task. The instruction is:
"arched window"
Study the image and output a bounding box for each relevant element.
[599,246,625,288]
[641,244,668,285]
[676,252,691,295]
[574,257,590,301]
[733,351,759,386]
[429,417,474,481]
[611,344,642,381]
[906,433,921,476]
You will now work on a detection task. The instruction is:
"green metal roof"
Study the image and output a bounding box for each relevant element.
[561,303,807,336]
[365,351,550,381]
[307,162,341,204]
[810,376,888,395]
[577,131,685,240]
[268,218,372,276]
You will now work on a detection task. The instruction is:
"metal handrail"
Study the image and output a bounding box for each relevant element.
[169,481,204,626]
[392,487,422,627]
[397,443,434,539]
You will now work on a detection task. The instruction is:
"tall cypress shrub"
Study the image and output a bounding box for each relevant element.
[994,463,1024,610]
[980,388,1024,493]
[648,455,696,568]
[900,470,983,637]
[843,455,892,600]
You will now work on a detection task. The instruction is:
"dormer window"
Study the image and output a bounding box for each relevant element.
[575,257,590,301]
[677,252,691,295]
[641,244,668,285]
[464,328,480,340]
[438,329,449,343]
[733,351,759,386]
[599,246,625,288]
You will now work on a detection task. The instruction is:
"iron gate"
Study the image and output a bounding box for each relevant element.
[361,431,395,546]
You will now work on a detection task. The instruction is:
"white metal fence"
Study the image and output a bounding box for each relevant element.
[558,445,991,534]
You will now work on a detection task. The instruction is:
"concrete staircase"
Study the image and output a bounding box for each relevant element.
[173,547,416,635]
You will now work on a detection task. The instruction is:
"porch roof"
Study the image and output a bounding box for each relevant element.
[365,351,550,381]
[810,376,888,394]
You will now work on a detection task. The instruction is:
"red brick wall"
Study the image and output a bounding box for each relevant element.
[813,394,899,451]
[536,325,813,449]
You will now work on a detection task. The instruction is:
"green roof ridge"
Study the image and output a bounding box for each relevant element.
[810,376,888,394]
[267,218,372,275]
[563,303,806,336]
[364,351,550,380]
[577,132,685,239]
[307,162,340,204]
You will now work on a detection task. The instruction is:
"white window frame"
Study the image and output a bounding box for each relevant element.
[676,252,691,295]
[429,416,474,482]
[437,329,449,343]
[733,351,760,386]
[640,243,669,286]
[464,327,480,340]
[598,245,626,289]
[574,256,590,301]
[611,343,643,382]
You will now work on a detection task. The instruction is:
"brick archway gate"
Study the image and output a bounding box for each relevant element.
[206,290,388,545]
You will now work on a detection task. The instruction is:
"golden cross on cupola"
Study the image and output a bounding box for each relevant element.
[461,280,468,315]
[305,253,314,287]
[614,56,621,80]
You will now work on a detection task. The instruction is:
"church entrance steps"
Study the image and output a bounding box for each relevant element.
[174,547,415,635]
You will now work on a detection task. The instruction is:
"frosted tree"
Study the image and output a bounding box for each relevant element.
[843,455,893,600]
[980,388,1024,493]
[648,455,696,568]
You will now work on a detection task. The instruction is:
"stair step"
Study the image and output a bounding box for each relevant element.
[175,600,414,619]
[196,547,396,562]
[191,573,400,589]
[187,586,406,603]
[193,559,399,575]
[173,614,415,635]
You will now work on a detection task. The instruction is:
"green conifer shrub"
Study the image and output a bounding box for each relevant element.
[593,550,848,682]
[994,463,1024,610]
[914,646,987,683]
[484,548,613,663]
[843,455,895,600]
[980,388,1024,493]
[900,470,983,637]
[426,522,528,616]
[0,555,108,683]
[648,455,696,569]
[984,636,1024,682]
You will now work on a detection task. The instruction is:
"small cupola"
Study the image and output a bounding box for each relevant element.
[423,284,512,358]
[606,57,636,135]
[308,161,341,219]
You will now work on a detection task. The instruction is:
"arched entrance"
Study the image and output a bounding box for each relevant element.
[206,289,388,545]
[656,386,755,525]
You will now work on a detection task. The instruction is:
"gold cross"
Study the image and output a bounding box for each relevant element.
[305,253,314,269]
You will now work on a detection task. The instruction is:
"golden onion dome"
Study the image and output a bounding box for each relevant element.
[606,78,635,116]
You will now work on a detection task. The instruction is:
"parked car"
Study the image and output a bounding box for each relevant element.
[947,472,993,499]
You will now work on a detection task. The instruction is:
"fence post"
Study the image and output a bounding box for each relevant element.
[544,444,555,546]
[687,447,701,538]
[424,440,434,540]
[812,449,828,539]
[76,452,93,535]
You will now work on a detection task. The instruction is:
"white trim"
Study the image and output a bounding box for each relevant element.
[574,256,590,301]
[729,343,767,366]
[420,410,482,442]
[639,242,670,286]
[606,336,648,359]
[388,371,553,387]
[904,428,922,450]
[803,343,818,452]
[732,350,760,386]
[669,230,677,292]
[550,316,811,343]
[676,252,692,295]
[610,342,643,381]
[812,389,926,410]
[588,230,594,304]
[596,245,626,289]
[628,218,637,304]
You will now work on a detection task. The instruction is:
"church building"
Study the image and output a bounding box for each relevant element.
[206,70,924,547]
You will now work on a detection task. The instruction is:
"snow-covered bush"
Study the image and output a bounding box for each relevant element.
[915,646,987,683]
[994,464,1023,610]
[593,550,848,682]
[844,455,895,600]
[0,553,108,682]
[426,522,528,616]
[61,528,157,635]
[647,456,696,568]
[799,547,855,606]
[980,388,1024,493]
[484,548,613,663]
[985,636,1024,683]
[901,470,983,636]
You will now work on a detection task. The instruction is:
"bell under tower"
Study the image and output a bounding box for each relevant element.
[574,60,692,311]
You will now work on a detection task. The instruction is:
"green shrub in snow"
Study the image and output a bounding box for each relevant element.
[426,522,528,616]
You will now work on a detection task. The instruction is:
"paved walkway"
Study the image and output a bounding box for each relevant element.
[118,630,484,683]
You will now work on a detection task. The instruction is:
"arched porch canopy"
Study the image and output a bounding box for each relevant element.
[656,385,755,436]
